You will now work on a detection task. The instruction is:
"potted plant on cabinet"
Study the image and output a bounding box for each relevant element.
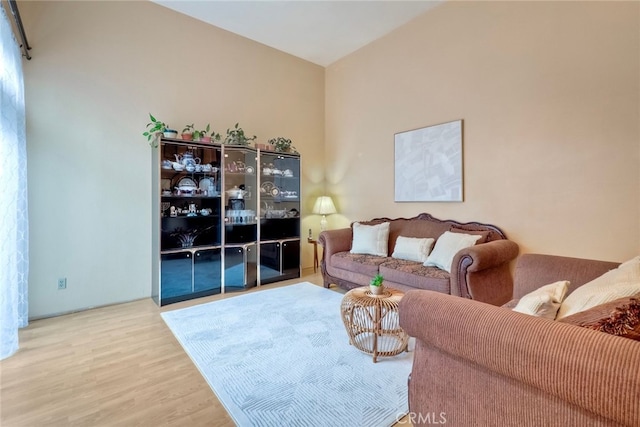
[193,124,208,142]
[143,113,175,146]
[269,137,298,153]
[224,123,257,146]
[193,124,222,143]
[182,124,194,141]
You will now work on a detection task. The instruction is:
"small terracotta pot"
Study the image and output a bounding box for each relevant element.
[182,133,193,141]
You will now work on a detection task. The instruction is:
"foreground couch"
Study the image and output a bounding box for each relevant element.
[399,254,640,426]
[318,213,519,306]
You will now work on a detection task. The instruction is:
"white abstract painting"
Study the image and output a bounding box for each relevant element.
[394,120,463,202]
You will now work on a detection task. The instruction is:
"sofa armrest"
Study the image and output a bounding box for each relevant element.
[318,228,352,265]
[450,239,519,304]
[399,290,640,426]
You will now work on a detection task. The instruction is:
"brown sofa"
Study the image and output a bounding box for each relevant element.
[399,254,640,426]
[318,213,519,306]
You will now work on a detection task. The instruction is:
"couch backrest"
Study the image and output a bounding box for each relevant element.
[357,213,508,255]
[513,253,620,299]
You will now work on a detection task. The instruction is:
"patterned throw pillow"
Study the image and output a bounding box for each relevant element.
[559,296,640,341]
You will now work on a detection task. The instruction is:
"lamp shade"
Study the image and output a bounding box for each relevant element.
[312,196,337,215]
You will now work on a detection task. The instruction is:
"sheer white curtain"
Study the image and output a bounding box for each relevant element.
[1,6,29,359]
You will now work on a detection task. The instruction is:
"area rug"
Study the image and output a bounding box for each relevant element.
[161,282,413,427]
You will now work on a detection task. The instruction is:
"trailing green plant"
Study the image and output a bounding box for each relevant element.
[209,129,222,141]
[143,113,168,146]
[269,137,298,153]
[370,274,384,287]
[224,123,256,146]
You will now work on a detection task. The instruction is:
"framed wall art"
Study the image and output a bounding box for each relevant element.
[394,119,463,202]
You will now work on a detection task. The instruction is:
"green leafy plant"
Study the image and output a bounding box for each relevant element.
[143,113,167,146]
[193,124,208,141]
[209,128,222,141]
[182,123,195,134]
[268,137,298,153]
[224,123,256,146]
[370,274,384,287]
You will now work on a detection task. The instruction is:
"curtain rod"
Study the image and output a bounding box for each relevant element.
[7,0,31,60]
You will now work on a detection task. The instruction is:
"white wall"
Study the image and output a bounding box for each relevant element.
[20,1,325,318]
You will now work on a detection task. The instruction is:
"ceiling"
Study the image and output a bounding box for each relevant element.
[151,1,441,66]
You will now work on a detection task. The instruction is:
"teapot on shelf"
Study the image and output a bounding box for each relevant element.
[175,152,201,166]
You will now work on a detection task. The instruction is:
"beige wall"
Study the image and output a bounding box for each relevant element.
[325,1,639,262]
[20,1,325,318]
[19,0,640,318]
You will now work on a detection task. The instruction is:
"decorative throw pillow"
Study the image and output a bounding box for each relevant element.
[449,226,491,244]
[512,281,570,320]
[391,236,435,263]
[424,231,482,273]
[556,257,640,319]
[559,296,640,341]
[350,222,390,257]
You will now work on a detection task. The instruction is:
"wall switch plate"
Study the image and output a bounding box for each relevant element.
[57,278,67,289]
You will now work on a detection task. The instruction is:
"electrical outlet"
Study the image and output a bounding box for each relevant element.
[57,278,67,290]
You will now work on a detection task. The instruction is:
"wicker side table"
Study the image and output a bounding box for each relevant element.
[340,286,409,362]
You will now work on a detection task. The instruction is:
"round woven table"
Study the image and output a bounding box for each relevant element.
[340,286,409,362]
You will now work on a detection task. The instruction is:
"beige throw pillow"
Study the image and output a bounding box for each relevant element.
[350,222,390,257]
[424,231,482,273]
[556,256,640,320]
[392,236,435,263]
[512,281,570,320]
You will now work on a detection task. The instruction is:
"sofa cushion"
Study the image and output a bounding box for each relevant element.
[559,296,640,341]
[380,259,450,293]
[450,226,490,244]
[512,281,569,320]
[424,231,482,273]
[331,252,388,277]
[391,236,435,263]
[350,221,390,257]
[556,256,640,319]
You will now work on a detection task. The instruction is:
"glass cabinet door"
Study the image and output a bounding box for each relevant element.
[223,146,258,244]
[260,242,281,284]
[281,240,300,279]
[161,251,193,304]
[259,152,300,239]
[160,141,222,251]
[224,244,257,291]
[194,249,222,295]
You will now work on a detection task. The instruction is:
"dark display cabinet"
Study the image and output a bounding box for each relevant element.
[151,138,300,306]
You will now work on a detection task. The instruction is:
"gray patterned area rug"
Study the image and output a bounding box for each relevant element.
[161,282,413,427]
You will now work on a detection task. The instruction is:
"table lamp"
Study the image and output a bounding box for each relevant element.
[312,196,337,231]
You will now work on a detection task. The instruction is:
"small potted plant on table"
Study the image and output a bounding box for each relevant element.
[370,274,384,295]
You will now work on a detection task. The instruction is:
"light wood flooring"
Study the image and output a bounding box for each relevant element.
[0,272,411,426]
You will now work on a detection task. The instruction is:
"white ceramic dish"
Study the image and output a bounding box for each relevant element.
[176,177,197,192]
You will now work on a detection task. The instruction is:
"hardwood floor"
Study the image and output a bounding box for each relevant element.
[0,272,412,426]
